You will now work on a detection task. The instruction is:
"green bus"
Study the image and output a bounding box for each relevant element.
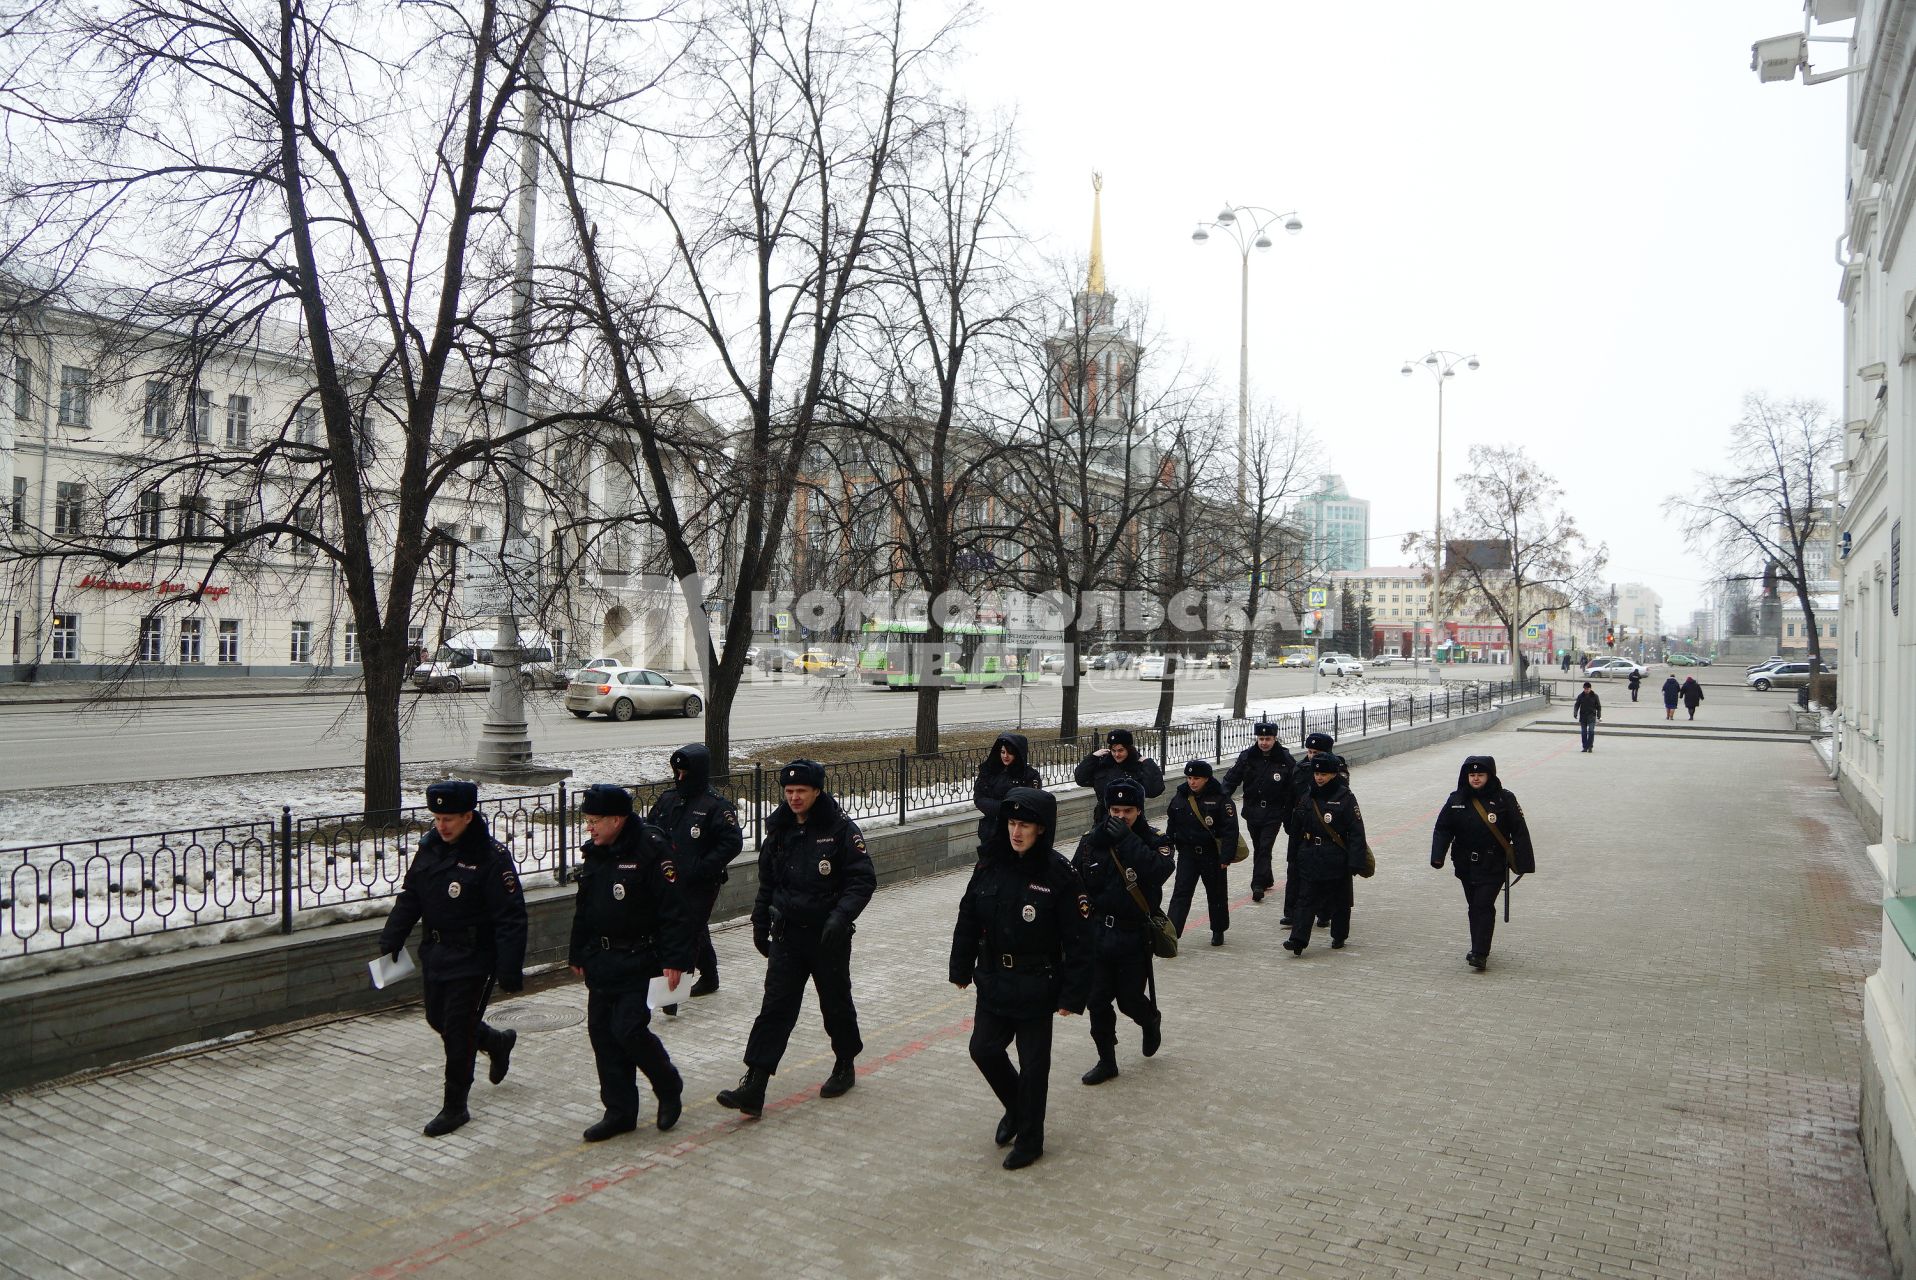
[856,619,1026,689]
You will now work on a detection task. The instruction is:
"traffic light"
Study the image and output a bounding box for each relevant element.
[1605,629,1615,646]
[1304,608,1320,637]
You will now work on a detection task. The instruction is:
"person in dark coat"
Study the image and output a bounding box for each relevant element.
[1221,720,1296,904]
[1072,728,1166,825]
[1070,777,1175,1085]
[1626,669,1642,702]
[569,784,696,1140]
[1282,731,1341,926]
[1282,754,1368,956]
[376,780,528,1137]
[950,787,1094,1170]
[1680,676,1705,720]
[1572,681,1601,752]
[973,733,1042,846]
[1165,759,1240,946]
[1660,673,1681,720]
[717,760,876,1118]
[646,743,744,1011]
[1429,755,1536,971]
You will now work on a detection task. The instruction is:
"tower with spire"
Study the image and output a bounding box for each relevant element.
[1049,173,1139,430]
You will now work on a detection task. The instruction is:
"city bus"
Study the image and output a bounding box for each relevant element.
[856,619,1025,689]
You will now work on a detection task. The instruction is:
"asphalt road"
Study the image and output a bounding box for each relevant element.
[0,666,1390,792]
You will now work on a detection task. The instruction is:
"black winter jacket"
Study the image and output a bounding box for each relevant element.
[950,789,1094,1017]
[1222,741,1297,826]
[568,819,698,989]
[973,733,1043,845]
[1430,755,1536,883]
[646,744,745,888]
[1071,816,1175,958]
[1572,690,1602,723]
[379,814,528,990]
[1072,749,1166,822]
[751,793,876,935]
[1289,777,1369,883]
[1165,782,1241,864]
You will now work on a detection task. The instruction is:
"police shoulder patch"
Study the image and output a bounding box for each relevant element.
[501,871,520,895]
[850,829,867,854]
[661,859,677,882]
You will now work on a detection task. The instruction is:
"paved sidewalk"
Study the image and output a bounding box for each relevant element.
[0,710,1887,1279]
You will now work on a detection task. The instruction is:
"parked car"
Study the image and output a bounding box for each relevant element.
[1748,661,1813,692]
[1368,653,1408,667]
[1137,653,1168,680]
[756,646,801,672]
[1088,651,1134,671]
[412,628,560,693]
[1745,656,1787,673]
[1584,657,1646,678]
[561,656,623,687]
[1317,653,1364,677]
[795,649,848,677]
[564,666,706,720]
[1247,651,1272,669]
[1039,652,1069,675]
[1667,653,1702,667]
[1278,652,1313,669]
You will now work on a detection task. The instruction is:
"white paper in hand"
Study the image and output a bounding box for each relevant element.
[647,971,693,1011]
[369,949,417,990]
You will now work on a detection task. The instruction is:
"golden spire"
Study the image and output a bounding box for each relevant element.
[1087,172,1106,294]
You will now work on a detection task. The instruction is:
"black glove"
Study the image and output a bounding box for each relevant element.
[1430,857,1445,870]
[753,925,771,957]
[1100,815,1129,845]
[820,915,852,948]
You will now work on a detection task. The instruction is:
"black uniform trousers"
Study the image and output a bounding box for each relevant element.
[743,926,863,1074]
[969,1006,1055,1156]
[1168,849,1230,937]
[685,881,722,983]
[423,975,508,1108]
[1462,878,1502,956]
[1247,821,1283,895]
[1288,875,1353,948]
[1086,940,1155,1057]
[587,985,683,1120]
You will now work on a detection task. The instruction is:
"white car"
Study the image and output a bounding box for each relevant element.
[1584,657,1646,678]
[1278,653,1313,669]
[1317,653,1364,677]
[564,666,706,721]
[1368,654,1407,667]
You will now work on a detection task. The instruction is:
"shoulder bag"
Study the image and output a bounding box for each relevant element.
[1114,853,1179,959]
[1313,801,1375,879]
[1469,798,1528,873]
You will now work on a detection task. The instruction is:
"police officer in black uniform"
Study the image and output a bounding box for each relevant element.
[717,760,876,1118]
[1071,777,1175,1085]
[1282,753,1368,956]
[1222,721,1296,904]
[569,783,695,1141]
[1072,728,1166,824]
[647,744,744,1012]
[1282,731,1339,927]
[376,780,528,1137]
[972,733,1042,846]
[1165,759,1240,947]
[950,787,1093,1170]
[1430,754,1536,971]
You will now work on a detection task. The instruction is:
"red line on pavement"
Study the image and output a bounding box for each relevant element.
[356,1017,978,1277]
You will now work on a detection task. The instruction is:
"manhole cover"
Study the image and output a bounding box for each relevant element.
[488,1005,583,1033]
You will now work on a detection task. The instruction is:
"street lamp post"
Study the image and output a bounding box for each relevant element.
[1190,204,1303,506]
[1399,350,1480,662]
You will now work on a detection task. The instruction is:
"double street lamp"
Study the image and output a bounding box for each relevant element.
[1400,349,1480,661]
[1191,203,1303,506]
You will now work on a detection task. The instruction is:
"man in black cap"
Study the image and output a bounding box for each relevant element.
[1165,759,1240,946]
[1281,731,1339,927]
[1572,681,1601,752]
[1430,755,1536,971]
[717,759,876,1118]
[569,783,695,1141]
[1072,728,1165,824]
[1222,721,1296,904]
[950,787,1093,1170]
[1283,753,1369,956]
[1070,776,1175,1085]
[647,744,744,1011]
[377,780,528,1137]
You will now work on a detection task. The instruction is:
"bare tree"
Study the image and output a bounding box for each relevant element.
[2,0,564,819]
[1666,393,1841,673]
[1227,406,1318,717]
[1135,413,1234,730]
[1415,444,1604,680]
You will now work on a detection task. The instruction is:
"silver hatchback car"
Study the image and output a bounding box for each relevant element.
[564,666,705,721]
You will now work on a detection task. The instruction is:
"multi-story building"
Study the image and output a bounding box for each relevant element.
[1297,474,1369,573]
[1616,582,1663,652]
[1328,566,1429,656]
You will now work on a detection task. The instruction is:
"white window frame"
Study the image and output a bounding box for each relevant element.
[53,481,84,536]
[187,388,211,442]
[57,365,90,427]
[178,618,202,664]
[343,620,359,664]
[225,394,251,446]
[50,612,78,661]
[12,355,30,420]
[136,487,163,541]
[217,619,241,665]
[289,621,313,664]
[137,616,164,663]
[142,381,171,437]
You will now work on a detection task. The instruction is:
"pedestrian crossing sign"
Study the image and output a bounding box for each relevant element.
[1308,587,1328,607]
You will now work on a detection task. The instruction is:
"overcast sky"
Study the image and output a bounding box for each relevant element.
[959,0,1848,621]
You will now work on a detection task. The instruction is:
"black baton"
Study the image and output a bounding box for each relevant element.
[1503,871,1525,923]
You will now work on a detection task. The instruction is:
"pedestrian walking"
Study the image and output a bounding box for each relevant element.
[973,733,1042,846]
[1165,759,1240,946]
[1572,681,1601,752]
[1560,651,1572,673]
[1072,728,1166,825]
[1627,669,1642,702]
[1429,755,1536,972]
[1070,778,1174,1086]
[950,787,1093,1170]
[569,784,694,1141]
[375,780,527,1138]
[646,744,744,1013]
[717,760,876,1118]
[1221,720,1297,904]
[1282,754,1369,956]
[1283,731,1341,927]
[1680,675,1705,720]
[1661,674,1681,720]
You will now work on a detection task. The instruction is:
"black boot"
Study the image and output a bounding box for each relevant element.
[1141,1015,1162,1058]
[717,1067,769,1116]
[1002,1147,1042,1170]
[487,1028,516,1085]
[819,1058,857,1098]
[1252,887,1265,903]
[1081,1057,1119,1086]
[994,1112,1019,1147]
[1466,952,1487,971]
[583,1112,638,1143]
[1211,930,1225,947]
[655,1090,683,1132]
[423,1094,470,1137]
[689,972,719,998]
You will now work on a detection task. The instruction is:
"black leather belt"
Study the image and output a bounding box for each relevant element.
[426,927,481,945]
[995,952,1054,972]
[595,935,656,952]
